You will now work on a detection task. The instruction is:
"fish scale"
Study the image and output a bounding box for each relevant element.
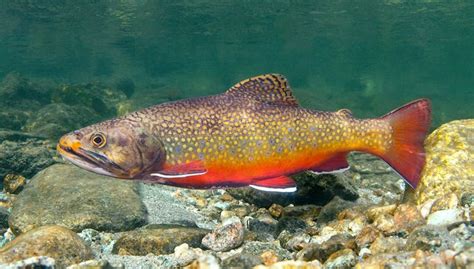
[57,74,431,192]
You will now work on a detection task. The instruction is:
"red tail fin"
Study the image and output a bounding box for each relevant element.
[380,99,431,188]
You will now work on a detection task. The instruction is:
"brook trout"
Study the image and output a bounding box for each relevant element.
[57,74,431,192]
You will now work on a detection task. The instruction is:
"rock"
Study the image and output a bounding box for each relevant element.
[241,241,292,261]
[202,217,244,252]
[0,225,92,267]
[174,243,202,267]
[427,208,465,226]
[113,224,208,256]
[0,130,46,142]
[355,225,382,249]
[23,103,100,139]
[317,196,355,224]
[0,139,56,183]
[227,172,358,208]
[246,217,278,241]
[51,82,127,118]
[281,205,321,222]
[461,193,474,207]
[0,256,56,268]
[2,174,26,194]
[184,254,220,269]
[222,253,262,268]
[254,260,323,269]
[406,225,455,252]
[366,204,397,221]
[276,217,307,235]
[114,78,135,98]
[296,234,353,263]
[323,249,357,269]
[416,120,474,204]
[9,164,146,234]
[269,204,284,218]
[392,204,425,234]
[67,259,123,269]
[369,236,406,254]
[0,72,51,110]
[0,207,9,234]
[0,110,29,131]
[430,193,459,212]
[279,231,311,251]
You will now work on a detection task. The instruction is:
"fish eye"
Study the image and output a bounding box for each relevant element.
[91,133,106,148]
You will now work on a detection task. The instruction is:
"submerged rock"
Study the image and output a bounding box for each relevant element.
[416,119,474,204]
[0,138,56,182]
[2,174,26,194]
[112,224,209,256]
[0,225,93,267]
[23,103,100,139]
[202,217,244,252]
[0,72,51,110]
[9,164,146,234]
[254,260,323,269]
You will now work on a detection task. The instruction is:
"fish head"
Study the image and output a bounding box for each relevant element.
[57,121,164,179]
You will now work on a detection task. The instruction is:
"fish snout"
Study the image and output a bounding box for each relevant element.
[57,133,82,154]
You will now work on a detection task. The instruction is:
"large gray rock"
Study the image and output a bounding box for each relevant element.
[9,164,146,234]
[0,138,56,182]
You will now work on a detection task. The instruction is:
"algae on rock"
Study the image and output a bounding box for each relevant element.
[416,119,474,204]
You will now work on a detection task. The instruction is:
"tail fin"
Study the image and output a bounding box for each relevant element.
[380,99,432,188]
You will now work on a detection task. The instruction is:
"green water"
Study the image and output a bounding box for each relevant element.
[0,1,473,129]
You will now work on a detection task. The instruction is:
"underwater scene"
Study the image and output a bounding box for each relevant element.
[0,1,473,268]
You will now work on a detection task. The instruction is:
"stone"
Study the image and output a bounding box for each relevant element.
[9,164,146,234]
[67,259,123,269]
[0,72,51,110]
[0,256,56,268]
[0,110,29,131]
[430,193,459,212]
[366,204,397,222]
[227,172,358,208]
[173,243,201,267]
[296,234,353,263]
[392,203,425,234]
[427,208,465,226]
[254,260,323,269]
[202,217,244,252]
[369,236,406,255]
[269,204,284,218]
[246,217,278,241]
[113,224,208,256]
[416,120,474,204]
[222,253,262,268]
[406,225,455,252]
[355,225,382,249]
[3,174,26,194]
[280,231,311,251]
[323,249,357,269]
[0,207,9,234]
[282,205,321,221]
[317,196,355,224]
[241,241,292,261]
[276,217,307,235]
[0,139,56,183]
[0,225,92,267]
[23,103,100,139]
[51,82,127,118]
[461,193,474,207]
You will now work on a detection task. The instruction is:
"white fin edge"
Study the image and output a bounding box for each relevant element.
[308,166,350,175]
[249,185,297,193]
[150,171,207,178]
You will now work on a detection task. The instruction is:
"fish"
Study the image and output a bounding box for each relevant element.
[57,74,431,192]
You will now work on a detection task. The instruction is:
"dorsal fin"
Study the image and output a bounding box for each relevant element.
[225,74,299,107]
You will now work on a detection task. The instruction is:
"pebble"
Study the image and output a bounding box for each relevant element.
[222,253,262,268]
[269,204,284,218]
[427,208,465,226]
[2,174,26,194]
[254,260,323,269]
[369,236,406,255]
[323,249,357,269]
[202,217,244,252]
[296,234,353,263]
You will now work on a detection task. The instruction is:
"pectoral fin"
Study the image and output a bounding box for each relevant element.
[249,176,297,193]
[309,153,350,174]
[150,160,207,178]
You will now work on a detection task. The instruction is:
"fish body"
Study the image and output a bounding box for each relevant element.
[58,74,431,192]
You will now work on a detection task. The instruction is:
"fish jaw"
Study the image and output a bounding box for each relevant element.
[57,135,115,177]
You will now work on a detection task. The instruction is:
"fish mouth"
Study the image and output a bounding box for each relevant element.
[57,141,120,177]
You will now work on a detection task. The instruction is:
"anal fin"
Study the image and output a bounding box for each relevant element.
[249,176,297,193]
[309,153,350,175]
